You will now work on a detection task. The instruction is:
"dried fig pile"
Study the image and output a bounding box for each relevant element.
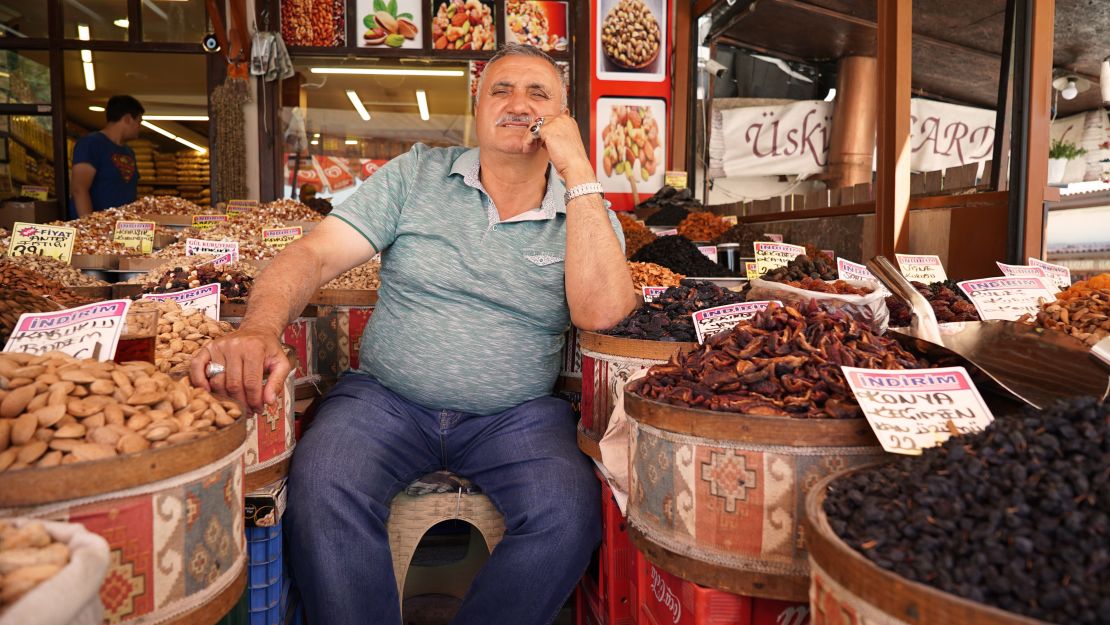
[605,280,745,342]
[887,280,980,326]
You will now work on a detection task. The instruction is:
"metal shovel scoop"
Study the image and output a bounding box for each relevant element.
[867,256,1109,409]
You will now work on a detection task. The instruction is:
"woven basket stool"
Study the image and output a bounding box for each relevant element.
[387,471,506,606]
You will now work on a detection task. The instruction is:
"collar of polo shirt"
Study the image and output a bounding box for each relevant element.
[448,148,567,226]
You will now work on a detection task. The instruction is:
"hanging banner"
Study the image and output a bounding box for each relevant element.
[717,101,834,178]
[7,222,76,263]
[909,99,995,172]
[4,299,131,361]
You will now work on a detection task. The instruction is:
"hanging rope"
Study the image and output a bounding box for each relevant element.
[211,76,251,203]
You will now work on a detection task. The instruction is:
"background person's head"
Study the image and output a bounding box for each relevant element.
[105,95,144,141]
[474,43,567,155]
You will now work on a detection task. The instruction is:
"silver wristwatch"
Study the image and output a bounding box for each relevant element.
[563,182,604,205]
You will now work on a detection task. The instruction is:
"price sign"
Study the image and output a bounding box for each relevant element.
[186,238,239,264]
[20,185,48,200]
[192,214,229,230]
[226,199,258,218]
[821,249,835,259]
[663,171,687,189]
[763,233,784,243]
[957,276,1056,321]
[208,253,235,267]
[697,245,718,262]
[745,262,759,281]
[654,228,678,236]
[722,215,738,225]
[1027,257,1071,291]
[692,301,779,344]
[113,220,155,254]
[4,299,131,361]
[754,242,805,277]
[837,258,889,295]
[142,283,220,321]
[842,366,994,456]
[642,286,669,302]
[895,254,947,283]
[996,261,1047,278]
[7,222,76,263]
[262,226,303,249]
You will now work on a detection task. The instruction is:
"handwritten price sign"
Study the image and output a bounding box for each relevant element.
[185,238,240,264]
[957,276,1056,321]
[697,245,718,262]
[753,242,805,277]
[837,258,889,295]
[192,214,229,230]
[895,254,947,282]
[262,226,303,249]
[692,301,779,344]
[4,299,131,361]
[842,366,994,455]
[641,286,669,303]
[113,221,155,254]
[7,222,76,263]
[1027,257,1071,291]
[142,283,221,320]
[226,199,258,218]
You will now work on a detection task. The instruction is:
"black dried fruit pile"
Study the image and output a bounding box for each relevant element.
[887,280,980,326]
[631,235,737,277]
[142,264,254,300]
[642,186,701,226]
[605,279,746,342]
[644,203,691,227]
[760,254,837,282]
[713,223,765,251]
[824,396,1110,625]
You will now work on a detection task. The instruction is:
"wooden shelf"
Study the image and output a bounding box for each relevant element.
[8,133,53,164]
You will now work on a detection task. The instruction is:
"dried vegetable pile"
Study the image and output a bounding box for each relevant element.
[141,262,255,300]
[823,396,1109,625]
[129,300,233,373]
[677,211,732,242]
[633,301,926,417]
[887,280,980,326]
[631,235,736,277]
[616,212,656,258]
[0,291,62,345]
[605,280,745,342]
[759,254,838,282]
[0,255,106,287]
[321,258,381,290]
[1022,273,1110,346]
[0,521,70,609]
[0,265,92,308]
[0,352,243,473]
[627,262,684,290]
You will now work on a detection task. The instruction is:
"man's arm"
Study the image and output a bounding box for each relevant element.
[70,163,96,217]
[189,217,376,412]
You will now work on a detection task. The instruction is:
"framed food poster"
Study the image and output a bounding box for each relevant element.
[280,0,346,47]
[595,97,666,196]
[431,0,496,51]
[357,0,422,48]
[595,0,666,82]
[504,1,568,53]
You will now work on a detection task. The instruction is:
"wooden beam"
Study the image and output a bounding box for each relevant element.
[1021,0,1054,261]
[671,0,692,173]
[874,0,912,256]
[991,0,1017,191]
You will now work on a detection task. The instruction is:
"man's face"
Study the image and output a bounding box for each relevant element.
[123,114,142,140]
[474,56,565,155]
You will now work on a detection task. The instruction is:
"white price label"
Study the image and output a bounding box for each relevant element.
[895,254,948,283]
[4,300,131,361]
[1027,258,1071,291]
[142,283,221,321]
[641,286,669,303]
[957,276,1056,321]
[691,301,779,344]
[697,245,718,262]
[754,242,806,277]
[836,258,889,294]
[186,238,240,264]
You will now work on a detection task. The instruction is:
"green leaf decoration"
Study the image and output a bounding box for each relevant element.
[373,0,386,12]
[398,12,414,19]
[388,0,398,16]
[363,14,376,29]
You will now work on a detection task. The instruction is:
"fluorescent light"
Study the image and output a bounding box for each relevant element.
[173,136,207,153]
[77,24,90,40]
[345,139,358,145]
[312,67,464,77]
[113,18,129,28]
[310,139,319,145]
[78,24,94,91]
[345,90,371,121]
[824,88,837,102]
[88,105,105,112]
[144,115,209,121]
[82,62,96,91]
[416,90,429,121]
[141,120,207,154]
[80,49,92,63]
[313,132,320,138]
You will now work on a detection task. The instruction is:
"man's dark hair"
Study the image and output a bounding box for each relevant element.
[105,95,144,123]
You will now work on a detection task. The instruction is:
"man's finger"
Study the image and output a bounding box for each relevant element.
[263,353,294,407]
[189,346,213,391]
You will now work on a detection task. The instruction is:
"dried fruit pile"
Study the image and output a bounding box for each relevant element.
[713,223,765,250]
[0,265,93,308]
[0,256,106,287]
[605,280,745,342]
[887,280,980,326]
[631,235,736,277]
[627,262,684,290]
[0,352,243,473]
[824,396,1110,625]
[130,300,233,373]
[322,258,382,290]
[0,521,70,609]
[0,291,62,345]
[641,186,700,226]
[633,301,926,417]
[142,262,254,300]
[616,212,656,258]
[677,211,731,242]
[1022,273,1110,346]
[760,254,838,282]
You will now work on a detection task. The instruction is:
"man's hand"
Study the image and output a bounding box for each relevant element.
[189,327,292,415]
[524,112,594,184]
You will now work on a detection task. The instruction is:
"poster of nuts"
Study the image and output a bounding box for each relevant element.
[359,0,422,49]
[432,0,496,51]
[596,0,665,82]
[504,1,568,52]
[281,0,347,47]
[595,97,666,195]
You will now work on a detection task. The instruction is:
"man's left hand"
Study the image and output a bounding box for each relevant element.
[524,113,594,184]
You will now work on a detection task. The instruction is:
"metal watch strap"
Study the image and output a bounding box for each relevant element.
[563,182,604,205]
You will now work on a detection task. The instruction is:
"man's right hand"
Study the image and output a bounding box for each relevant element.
[189,327,292,415]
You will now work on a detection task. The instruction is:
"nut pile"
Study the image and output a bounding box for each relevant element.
[432,0,495,51]
[322,258,382,290]
[0,352,243,473]
[781,277,874,295]
[142,263,254,300]
[1023,274,1110,345]
[48,207,177,255]
[117,196,206,215]
[601,104,661,182]
[130,300,233,373]
[617,212,656,258]
[0,521,70,609]
[633,301,926,417]
[677,211,732,242]
[887,281,980,326]
[281,0,346,46]
[605,280,745,342]
[0,291,63,345]
[631,235,736,278]
[760,254,838,282]
[824,396,1110,625]
[0,265,93,308]
[601,0,661,69]
[0,256,106,287]
[156,220,293,260]
[258,199,323,222]
[627,262,684,290]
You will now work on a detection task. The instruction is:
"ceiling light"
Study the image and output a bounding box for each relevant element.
[1052,75,1090,101]
[141,120,207,154]
[173,136,207,153]
[82,61,96,91]
[1102,58,1110,103]
[345,139,358,145]
[312,67,465,77]
[88,105,105,112]
[313,132,321,138]
[310,139,319,145]
[824,88,837,102]
[143,115,209,121]
[113,19,129,28]
[346,90,371,121]
[416,90,429,121]
[77,24,90,41]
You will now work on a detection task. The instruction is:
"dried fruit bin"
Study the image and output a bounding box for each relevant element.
[804,471,1051,625]
[623,390,885,602]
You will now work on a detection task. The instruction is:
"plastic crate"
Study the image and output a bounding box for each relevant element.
[597,473,635,625]
[636,551,752,625]
[249,603,281,625]
[575,578,605,625]
[248,552,283,588]
[249,578,282,611]
[750,598,810,625]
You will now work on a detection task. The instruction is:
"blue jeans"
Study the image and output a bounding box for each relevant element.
[285,374,601,625]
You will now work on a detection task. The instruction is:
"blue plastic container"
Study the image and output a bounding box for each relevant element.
[248,603,281,625]
[248,554,283,589]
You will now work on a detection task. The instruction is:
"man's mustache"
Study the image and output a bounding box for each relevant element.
[496,114,534,125]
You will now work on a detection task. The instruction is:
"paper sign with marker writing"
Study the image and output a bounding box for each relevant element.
[763,233,784,243]
[837,258,889,295]
[186,238,239,264]
[113,221,155,254]
[641,286,669,302]
[957,276,1056,321]
[996,261,1046,278]
[226,199,258,217]
[192,214,229,230]
[664,171,687,189]
[1027,258,1071,291]
[895,254,947,282]
[842,366,994,455]
[20,185,48,200]
[692,301,780,344]
[754,242,805,277]
[654,228,678,236]
[722,215,738,225]
[697,245,717,262]
[4,299,131,361]
[142,283,221,320]
[262,226,303,249]
[7,222,76,263]
[745,262,759,281]
[208,252,235,267]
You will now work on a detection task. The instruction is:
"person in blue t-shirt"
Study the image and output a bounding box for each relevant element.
[68,95,144,218]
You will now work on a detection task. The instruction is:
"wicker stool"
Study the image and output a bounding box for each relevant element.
[387,471,506,606]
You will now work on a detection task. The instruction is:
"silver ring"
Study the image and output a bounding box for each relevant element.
[205,362,226,378]
[530,116,545,138]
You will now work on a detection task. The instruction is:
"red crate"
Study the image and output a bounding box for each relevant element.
[576,578,606,625]
[596,473,636,625]
[635,551,752,625]
[750,598,810,625]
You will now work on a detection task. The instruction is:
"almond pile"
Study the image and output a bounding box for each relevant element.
[0,521,70,610]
